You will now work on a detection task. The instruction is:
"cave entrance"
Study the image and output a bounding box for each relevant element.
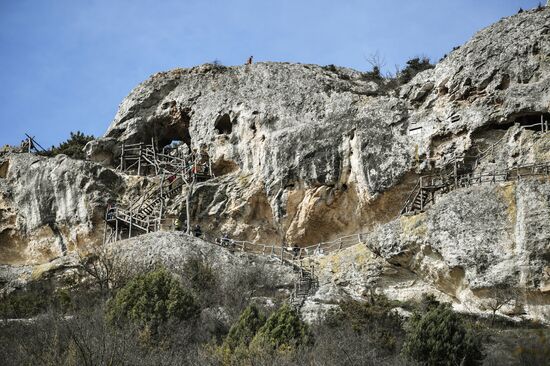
[513,112,550,132]
[147,111,192,154]
[214,114,233,135]
[156,125,191,152]
[161,140,189,156]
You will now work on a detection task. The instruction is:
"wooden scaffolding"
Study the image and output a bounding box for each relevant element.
[104,141,213,244]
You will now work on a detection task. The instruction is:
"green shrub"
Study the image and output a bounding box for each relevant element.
[419,293,440,312]
[212,305,267,364]
[0,291,47,319]
[324,294,403,353]
[106,268,199,329]
[398,57,434,84]
[224,305,266,351]
[250,303,310,352]
[45,131,95,159]
[181,256,217,293]
[361,66,384,82]
[403,303,484,366]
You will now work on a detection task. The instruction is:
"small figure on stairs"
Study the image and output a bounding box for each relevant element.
[292,244,300,259]
[193,224,202,238]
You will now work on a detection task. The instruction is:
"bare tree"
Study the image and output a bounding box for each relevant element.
[77,245,130,295]
[365,51,386,73]
[481,285,518,324]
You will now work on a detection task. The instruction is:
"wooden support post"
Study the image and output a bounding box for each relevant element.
[120,143,125,171]
[102,221,107,245]
[137,143,142,176]
[128,213,133,238]
[281,246,284,263]
[338,238,342,250]
[454,159,458,188]
[115,218,119,242]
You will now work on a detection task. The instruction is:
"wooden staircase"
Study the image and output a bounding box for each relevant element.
[288,261,318,309]
[105,143,213,244]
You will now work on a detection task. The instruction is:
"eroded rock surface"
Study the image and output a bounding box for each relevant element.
[0,8,549,322]
[0,153,121,264]
[88,8,550,246]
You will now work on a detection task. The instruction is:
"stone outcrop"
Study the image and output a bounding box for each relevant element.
[105,231,296,288]
[0,8,549,322]
[0,153,120,265]
[87,8,550,246]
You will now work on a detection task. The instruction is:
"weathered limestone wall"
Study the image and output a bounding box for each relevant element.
[87,8,550,246]
[0,153,120,264]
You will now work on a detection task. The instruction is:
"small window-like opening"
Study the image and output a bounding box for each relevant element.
[215,114,233,135]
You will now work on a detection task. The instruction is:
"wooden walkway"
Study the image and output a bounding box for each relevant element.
[401,161,550,215]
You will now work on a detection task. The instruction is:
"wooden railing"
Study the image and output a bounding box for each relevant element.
[401,161,550,215]
[218,232,367,261]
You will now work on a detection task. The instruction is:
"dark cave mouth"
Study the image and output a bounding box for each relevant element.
[214,114,234,135]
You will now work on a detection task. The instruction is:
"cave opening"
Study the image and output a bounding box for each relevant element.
[214,114,233,135]
[512,112,550,131]
[148,111,192,153]
[211,157,239,176]
[478,112,550,132]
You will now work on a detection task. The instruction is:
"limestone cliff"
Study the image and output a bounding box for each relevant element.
[0,7,549,322]
[87,8,550,246]
[0,153,120,265]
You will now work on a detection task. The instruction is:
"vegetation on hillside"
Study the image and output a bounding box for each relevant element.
[43,130,95,159]
[0,257,548,366]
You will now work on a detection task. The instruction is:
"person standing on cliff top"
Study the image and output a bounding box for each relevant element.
[246,56,253,65]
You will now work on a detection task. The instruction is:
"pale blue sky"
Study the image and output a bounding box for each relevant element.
[0,0,543,147]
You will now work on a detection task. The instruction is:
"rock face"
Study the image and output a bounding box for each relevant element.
[1,8,549,322]
[88,8,550,246]
[105,231,296,289]
[0,153,120,264]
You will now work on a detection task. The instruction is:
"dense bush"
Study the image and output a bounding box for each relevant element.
[106,267,199,330]
[403,303,484,366]
[45,131,94,159]
[329,295,404,353]
[224,305,266,351]
[398,57,435,84]
[181,256,217,294]
[508,329,550,366]
[212,304,268,364]
[0,291,47,319]
[250,303,311,352]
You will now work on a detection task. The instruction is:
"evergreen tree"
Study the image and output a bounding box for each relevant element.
[106,267,199,330]
[46,131,95,159]
[250,303,311,351]
[403,303,484,366]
